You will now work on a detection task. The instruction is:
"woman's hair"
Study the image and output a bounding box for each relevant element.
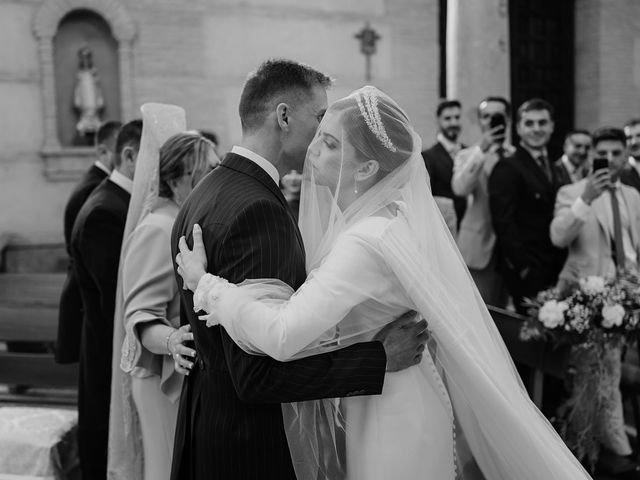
[158,132,214,198]
[331,88,414,175]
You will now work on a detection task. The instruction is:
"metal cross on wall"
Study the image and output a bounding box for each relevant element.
[355,23,381,82]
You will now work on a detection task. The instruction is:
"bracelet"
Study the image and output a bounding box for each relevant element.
[165,329,175,356]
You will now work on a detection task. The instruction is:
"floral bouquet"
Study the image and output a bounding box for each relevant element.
[520,272,640,470]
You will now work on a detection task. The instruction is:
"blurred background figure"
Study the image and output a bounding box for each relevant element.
[621,119,640,193]
[554,130,592,186]
[489,98,566,314]
[422,99,466,236]
[112,131,216,480]
[56,120,122,366]
[452,96,514,307]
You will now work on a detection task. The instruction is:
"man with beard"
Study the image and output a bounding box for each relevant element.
[621,118,640,192]
[554,130,592,185]
[488,98,566,314]
[422,99,466,234]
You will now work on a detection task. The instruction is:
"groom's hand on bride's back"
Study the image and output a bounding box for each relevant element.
[374,311,428,372]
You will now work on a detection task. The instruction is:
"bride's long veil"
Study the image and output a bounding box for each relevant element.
[281,87,592,479]
[107,104,186,480]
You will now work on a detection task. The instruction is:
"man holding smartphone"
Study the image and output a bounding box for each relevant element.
[452,96,514,306]
[550,128,640,477]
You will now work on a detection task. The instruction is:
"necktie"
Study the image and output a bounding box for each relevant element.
[609,188,626,270]
[537,153,552,183]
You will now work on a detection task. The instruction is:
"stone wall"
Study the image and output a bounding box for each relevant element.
[575,0,640,130]
[0,0,439,246]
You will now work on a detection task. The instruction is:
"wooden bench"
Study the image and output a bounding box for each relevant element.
[0,273,78,405]
[488,305,569,407]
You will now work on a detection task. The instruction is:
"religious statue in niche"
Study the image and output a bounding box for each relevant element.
[73,46,104,139]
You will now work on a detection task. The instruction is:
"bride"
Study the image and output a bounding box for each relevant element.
[176,86,591,479]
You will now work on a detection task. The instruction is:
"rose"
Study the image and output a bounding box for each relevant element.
[601,303,625,328]
[579,275,606,295]
[538,300,568,328]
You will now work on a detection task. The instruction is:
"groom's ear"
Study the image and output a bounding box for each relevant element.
[276,103,291,132]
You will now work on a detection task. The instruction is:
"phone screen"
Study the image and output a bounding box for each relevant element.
[592,157,609,171]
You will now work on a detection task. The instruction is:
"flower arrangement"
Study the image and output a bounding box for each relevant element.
[520,272,640,347]
[520,272,640,470]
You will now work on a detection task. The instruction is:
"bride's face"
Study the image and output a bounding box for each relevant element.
[306,110,359,195]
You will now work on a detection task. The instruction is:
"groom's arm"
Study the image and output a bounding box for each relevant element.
[216,200,387,404]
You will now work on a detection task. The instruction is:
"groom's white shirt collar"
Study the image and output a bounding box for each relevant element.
[232,146,280,186]
[109,169,133,194]
[94,160,111,175]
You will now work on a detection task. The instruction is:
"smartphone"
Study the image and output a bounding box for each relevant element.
[592,157,609,172]
[489,113,506,143]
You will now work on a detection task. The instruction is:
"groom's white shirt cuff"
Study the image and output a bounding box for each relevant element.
[231,146,280,186]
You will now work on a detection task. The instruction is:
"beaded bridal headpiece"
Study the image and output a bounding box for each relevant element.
[355,86,398,153]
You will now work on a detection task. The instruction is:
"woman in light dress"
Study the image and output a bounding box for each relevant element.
[176,88,592,480]
[108,104,219,480]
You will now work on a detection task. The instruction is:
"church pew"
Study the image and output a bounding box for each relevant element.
[0,273,77,405]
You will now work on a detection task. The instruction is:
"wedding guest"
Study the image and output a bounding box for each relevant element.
[452,96,514,306]
[488,98,566,314]
[113,132,216,480]
[621,118,640,192]
[550,127,640,477]
[554,130,592,186]
[422,99,466,234]
[197,129,220,156]
[71,119,142,480]
[56,120,122,365]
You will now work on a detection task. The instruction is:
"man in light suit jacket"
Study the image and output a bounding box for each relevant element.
[550,127,640,475]
[170,59,427,480]
[452,96,513,306]
[56,120,121,364]
[71,120,142,480]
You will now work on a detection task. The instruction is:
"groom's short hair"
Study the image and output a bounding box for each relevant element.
[113,119,143,167]
[239,59,332,132]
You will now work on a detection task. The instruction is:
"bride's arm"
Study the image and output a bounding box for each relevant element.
[178,224,388,361]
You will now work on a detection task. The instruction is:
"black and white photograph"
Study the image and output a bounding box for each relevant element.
[1,0,640,479]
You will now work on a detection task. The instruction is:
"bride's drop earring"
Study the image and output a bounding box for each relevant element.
[354,178,359,195]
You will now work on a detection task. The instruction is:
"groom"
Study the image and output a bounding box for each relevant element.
[170,59,428,479]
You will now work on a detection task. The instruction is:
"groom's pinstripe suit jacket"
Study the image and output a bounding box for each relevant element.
[170,152,387,480]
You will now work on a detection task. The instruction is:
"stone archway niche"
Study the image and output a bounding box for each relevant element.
[33,0,136,180]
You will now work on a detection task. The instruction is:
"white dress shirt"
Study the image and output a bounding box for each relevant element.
[231,146,280,186]
[94,160,111,175]
[109,169,133,195]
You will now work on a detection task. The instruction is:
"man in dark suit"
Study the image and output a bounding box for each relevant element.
[71,120,142,480]
[55,120,121,364]
[489,98,566,314]
[553,129,592,187]
[170,59,428,480]
[422,99,467,233]
[621,118,640,192]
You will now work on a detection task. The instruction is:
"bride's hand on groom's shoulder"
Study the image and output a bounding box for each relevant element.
[176,224,208,291]
[374,311,429,373]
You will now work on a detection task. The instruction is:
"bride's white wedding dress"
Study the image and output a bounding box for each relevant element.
[196,210,456,479]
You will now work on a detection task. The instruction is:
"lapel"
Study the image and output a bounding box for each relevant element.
[591,193,612,240]
[518,147,555,193]
[620,186,640,251]
[220,153,305,250]
[434,142,454,172]
[221,153,289,210]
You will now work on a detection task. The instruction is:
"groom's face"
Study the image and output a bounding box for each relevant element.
[283,85,328,171]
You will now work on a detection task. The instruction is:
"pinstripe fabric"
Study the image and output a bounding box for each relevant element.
[170,153,387,480]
